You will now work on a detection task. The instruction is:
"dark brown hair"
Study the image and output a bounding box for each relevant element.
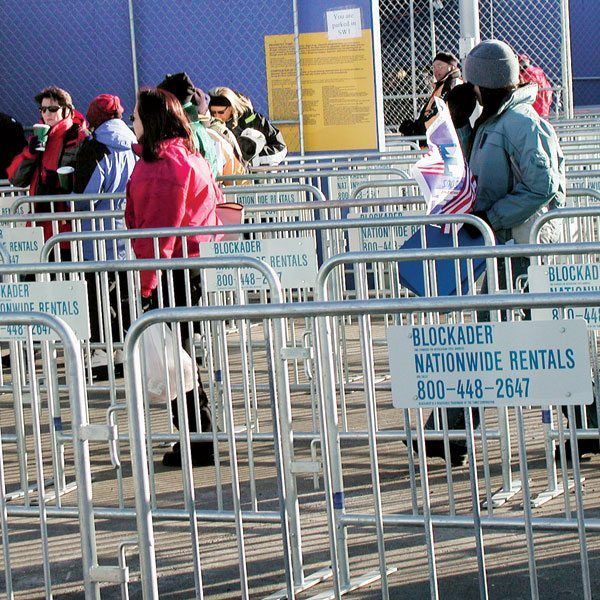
[136,88,195,161]
[34,86,74,118]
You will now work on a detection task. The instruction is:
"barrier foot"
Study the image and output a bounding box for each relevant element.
[531,477,584,508]
[263,567,333,599]
[307,567,398,600]
[6,478,78,504]
[482,480,522,509]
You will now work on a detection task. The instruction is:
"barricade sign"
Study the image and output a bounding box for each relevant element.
[0,281,89,340]
[200,237,318,291]
[329,173,391,200]
[0,195,28,223]
[387,321,592,408]
[0,227,44,263]
[529,263,600,327]
[347,211,421,251]
[231,190,301,217]
[233,190,302,205]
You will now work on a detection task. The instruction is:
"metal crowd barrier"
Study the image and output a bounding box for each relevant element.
[122,282,600,599]
[0,255,307,598]
[218,168,418,201]
[0,312,98,598]
[2,243,600,597]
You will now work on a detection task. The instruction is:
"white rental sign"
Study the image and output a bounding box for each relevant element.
[387,320,592,408]
[230,190,301,217]
[0,281,90,340]
[529,263,600,328]
[347,211,422,252]
[0,227,44,263]
[200,237,318,292]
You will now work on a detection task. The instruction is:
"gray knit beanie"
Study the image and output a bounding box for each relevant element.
[464,40,520,89]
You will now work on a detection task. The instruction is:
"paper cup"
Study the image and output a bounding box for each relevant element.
[56,166,75,192]
[32,124,50,151]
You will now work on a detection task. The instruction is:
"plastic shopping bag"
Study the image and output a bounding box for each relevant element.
[141,323,196,402]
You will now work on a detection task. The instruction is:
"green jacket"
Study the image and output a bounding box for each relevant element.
[191,121,219,178]
[469,84,565,244]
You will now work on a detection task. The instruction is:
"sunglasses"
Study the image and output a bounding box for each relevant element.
[39,105,62,114]
[129,114,136,123]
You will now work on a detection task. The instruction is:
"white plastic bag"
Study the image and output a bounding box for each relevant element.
[141,323,196,402]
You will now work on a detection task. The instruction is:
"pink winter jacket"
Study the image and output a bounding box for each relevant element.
[125,138,223,296]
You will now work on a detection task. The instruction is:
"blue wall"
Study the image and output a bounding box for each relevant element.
[2,0,598,128]
[0,0,293,127]
[570,0,600,106]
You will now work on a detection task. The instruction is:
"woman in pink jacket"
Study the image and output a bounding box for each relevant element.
[126,87,223,468]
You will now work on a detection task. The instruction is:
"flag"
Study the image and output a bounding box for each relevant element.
[411,98,477,233]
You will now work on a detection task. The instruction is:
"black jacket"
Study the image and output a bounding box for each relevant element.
[229,110,287,166]
[399,70,462,138]
[0,112,26,179]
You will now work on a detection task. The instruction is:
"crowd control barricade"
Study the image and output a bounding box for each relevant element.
[42,214,491,405]
[123,285,314,600]
[279,148,423,165]
[222,182,326,227]
[218,167,417,203]
[123,286,600,599]
[0,312,101,599]
[528,212,600,506]
[312,289,599,599]
[0,186,28,201]
[249,157,419,176]
[0,255,320,598]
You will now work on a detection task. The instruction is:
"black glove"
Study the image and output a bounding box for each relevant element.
[28,136,41,154]
[463,211,491,238]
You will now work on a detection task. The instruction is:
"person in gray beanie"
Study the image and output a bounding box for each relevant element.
[420,40,573,467]
[464,39,564,248]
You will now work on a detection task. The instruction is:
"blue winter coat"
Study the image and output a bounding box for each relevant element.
[74,119,138,259]
[469,84,565,244]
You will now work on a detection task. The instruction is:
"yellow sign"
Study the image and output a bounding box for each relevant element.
[265,30,378,152]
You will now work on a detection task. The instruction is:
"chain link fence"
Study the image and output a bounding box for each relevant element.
[380,0,567,132]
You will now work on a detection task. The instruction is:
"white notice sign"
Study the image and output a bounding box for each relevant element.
[348,211,422,252]
[200,237,318,292]
[0,196,29,224]
[0,281,90,340]
[326,8,362,40]
[529,263,600,328]
[387,320,592,408]
[0,227,44,263]
[230,190,301,217]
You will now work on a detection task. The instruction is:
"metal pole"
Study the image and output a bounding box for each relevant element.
[292,0,305,155]
[409,0,418,118]
[370,0,387,150]
[458,0,481,61]
[128,0,140,97]
[560,0,574,117]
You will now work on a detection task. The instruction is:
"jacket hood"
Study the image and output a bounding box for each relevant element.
[497,83,538,115]
[94,118,137,150]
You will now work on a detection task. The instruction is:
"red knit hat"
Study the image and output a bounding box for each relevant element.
[86,94,124,129]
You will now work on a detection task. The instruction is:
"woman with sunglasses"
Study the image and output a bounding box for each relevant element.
[126,87,223,468]
[8,86,88,243]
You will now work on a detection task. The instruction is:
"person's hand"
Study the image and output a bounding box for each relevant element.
[28,136,41,154]
[462,211,491,238]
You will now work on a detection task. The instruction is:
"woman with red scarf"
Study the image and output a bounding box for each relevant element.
[8,86,88,245]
